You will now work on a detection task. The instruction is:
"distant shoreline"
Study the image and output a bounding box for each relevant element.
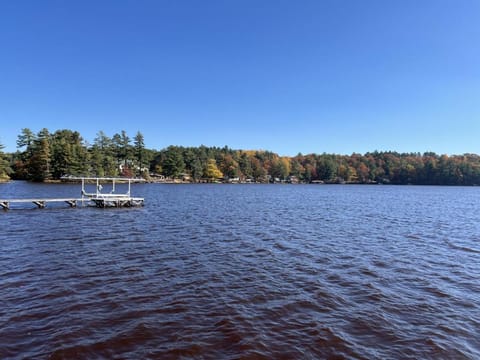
[1,179,478,187]
[3,128,480,186]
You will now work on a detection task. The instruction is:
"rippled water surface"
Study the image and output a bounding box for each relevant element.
[1,182,480,359]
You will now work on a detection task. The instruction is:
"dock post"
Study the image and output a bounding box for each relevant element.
[33,201,46,209]
[65,200,77,207]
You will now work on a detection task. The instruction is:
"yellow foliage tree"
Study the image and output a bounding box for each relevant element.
[280,157,291,177]
[204,159,223,181]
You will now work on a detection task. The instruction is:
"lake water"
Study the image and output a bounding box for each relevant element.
[1,181,479,359]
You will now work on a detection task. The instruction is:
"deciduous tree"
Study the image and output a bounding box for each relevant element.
[204,158,223,181]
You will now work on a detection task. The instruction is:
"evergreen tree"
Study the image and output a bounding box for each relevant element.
[0,142,11,180]
[112,133,123,166]
[16,128,35,151]
[50,130,89,177]
[14,128,36,179]
[112,130,132,169]
[238,152,253,180]
[89,145,105,177]
[183,148,199,180]
[28,129,52,181]
[162,146,185,178]
[93,131,117,176]
[51,135,71,178]
[133,131,146,172]
[191,158,203,182]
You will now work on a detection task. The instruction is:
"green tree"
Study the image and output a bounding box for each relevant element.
[238,152,253,180]
[89,145,105,177]
[28,128,52,181]
[183,148,204,181]
[50,129,89,177]
[112,131,132,167]
[191,158,203,181]
[92,131,117,176]
[162,146,185,178]
[0,142,11,180]
[16,128,36,150]
[51,135,71,178]
[133,131,147,174]
[14,128,37,179]
[290,157,304,179]
[119,130,132,166]
[317,156,337,182]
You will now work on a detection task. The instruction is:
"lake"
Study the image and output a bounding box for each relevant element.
[1,181,479,359]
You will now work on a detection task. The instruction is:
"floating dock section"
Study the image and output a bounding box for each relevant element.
[0,198,81,210]
[0,177,145,210]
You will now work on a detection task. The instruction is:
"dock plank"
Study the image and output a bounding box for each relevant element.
[0,198,84,203]
[0,196,144,209]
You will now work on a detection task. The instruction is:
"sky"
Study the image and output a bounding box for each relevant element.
[1,0,479,156]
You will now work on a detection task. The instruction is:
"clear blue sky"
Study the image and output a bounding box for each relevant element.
[1,0,479,155]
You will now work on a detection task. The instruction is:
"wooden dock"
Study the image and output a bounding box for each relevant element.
[1,177,145,210]
[0,196,144,210]
[0,198,83,210]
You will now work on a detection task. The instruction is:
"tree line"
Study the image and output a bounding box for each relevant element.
[1,128,152,182]
[1,128,480,185]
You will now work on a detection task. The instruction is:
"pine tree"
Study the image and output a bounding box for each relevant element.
[28,129,52,181]
[133,131,146,173]
[16,128,35,151]
[0,142,11,180]
[112,130,132,170]
[163,146,185,179]
[92,131,117,176]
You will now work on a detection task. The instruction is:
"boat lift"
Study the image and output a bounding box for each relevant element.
[77,177,146,207]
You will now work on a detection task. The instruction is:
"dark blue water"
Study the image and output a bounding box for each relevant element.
[1,182,480,359]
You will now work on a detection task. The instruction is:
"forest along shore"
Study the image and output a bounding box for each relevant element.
[2,128,480,185]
